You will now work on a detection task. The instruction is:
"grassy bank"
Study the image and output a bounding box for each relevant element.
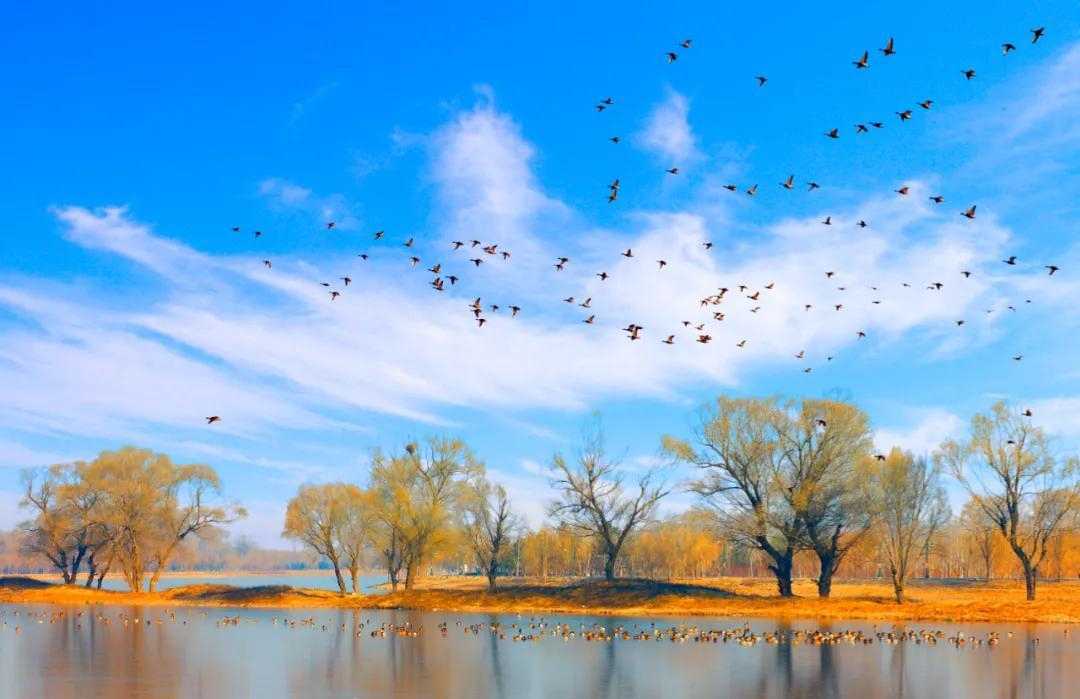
[2,575,1078,624]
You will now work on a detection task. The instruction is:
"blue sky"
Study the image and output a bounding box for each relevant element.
[2,2,1079,545]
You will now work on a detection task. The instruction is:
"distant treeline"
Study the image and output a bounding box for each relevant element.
[0,528,321,577]
[7,398,1080,603]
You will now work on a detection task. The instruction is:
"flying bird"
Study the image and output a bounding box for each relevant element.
[1031,27,1045,44]
[962,205,977,219]
[1003,256,1018,265]
[1002,42,1017,55]
[205,416,221,425]
[755,76,768,86]
[880,37,895,56]
[666,51,678,63]
[853,51,869,69]
[962,68,977,80]
[1046,265,1059,275]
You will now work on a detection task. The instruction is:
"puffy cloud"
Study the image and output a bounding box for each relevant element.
[637,89,700,164]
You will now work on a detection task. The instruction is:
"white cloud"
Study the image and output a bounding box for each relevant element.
[258,178,360,230]
[429,97,569,259]
[637,89,700,164]
[0,440,74,470]
[1026,397,1080,441]
[1007,42,1080,139]
[874,409,965,456]
[0,489,21,530]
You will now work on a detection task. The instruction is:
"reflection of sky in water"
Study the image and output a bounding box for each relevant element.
[0,606,1072,699]
[91,574,386,593]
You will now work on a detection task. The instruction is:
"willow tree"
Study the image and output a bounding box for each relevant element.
[463,477,520,591]
[77,448,243,593]
[937,402,1080,600]
[664,397,803,596]
[368,438,478,590]
[19,465,94,584]
[369,453,410,591]
[865,448,949,603]
[774,399,875,598]
[283,483,355,594]
[550,423,669,581]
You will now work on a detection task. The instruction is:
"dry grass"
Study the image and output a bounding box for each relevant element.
[1,575,1079,623]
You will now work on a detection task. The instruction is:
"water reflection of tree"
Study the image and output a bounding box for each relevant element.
[487,614,506,699]
[888,628,907,699]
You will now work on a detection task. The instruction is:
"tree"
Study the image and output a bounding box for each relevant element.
[663,397,803,596]
[937,402,1080,600]
[550,422,669,581]
[145,463,245,592]
[337,485,375,594]
[959,498,998,581]
[464,477,520,591]
[774,399,876,598]
[865,448,949,603]
[283,483,354,594]
[19,465,90,584]
[369,438,478,590]
[369,451,410,590]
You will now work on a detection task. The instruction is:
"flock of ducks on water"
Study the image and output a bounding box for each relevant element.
[1,608,1068,651]
[202,25,1063,425]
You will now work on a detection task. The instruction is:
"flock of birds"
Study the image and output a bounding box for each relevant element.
[204,25,1063,426]
[1,607,1062,654]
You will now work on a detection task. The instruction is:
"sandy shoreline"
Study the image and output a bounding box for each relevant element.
[3,575,1079,624]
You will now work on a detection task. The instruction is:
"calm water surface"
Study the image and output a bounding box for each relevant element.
[0,604,1073,698]
[94,573,386,593]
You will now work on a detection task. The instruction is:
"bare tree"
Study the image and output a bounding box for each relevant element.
[337,485,375,594]
[283,483,353,594]
[937,402,1080,600]
[401,438,478,589]
[959,498,997,581]
[664,397,803,596]
[550,422,669,581]
[774,399,876,598]
[19,466,87,584]
[464,477,520,591]
[147,463,245,592]
[866,448,949,603]
[369,450,410,590]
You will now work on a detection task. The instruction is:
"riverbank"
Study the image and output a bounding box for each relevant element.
[2,575,1078,624]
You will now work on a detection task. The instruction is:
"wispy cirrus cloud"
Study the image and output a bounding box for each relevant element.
[258,177,361,230]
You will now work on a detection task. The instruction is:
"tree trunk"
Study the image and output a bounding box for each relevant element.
[890,566,905,604]
[85,556,97,588]
[329,556,347,594]
[404,560,417,590]
[350,568,361,595]
[816,551,836,598]
[603,551,617,581]
[1022,561,1037,601]
[769,554,794,597]
[487,568,498,592]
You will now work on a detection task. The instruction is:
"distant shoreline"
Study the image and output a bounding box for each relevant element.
[2,575,1078,625]
[17,570,367,583]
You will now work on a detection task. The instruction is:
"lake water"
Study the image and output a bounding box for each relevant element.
[94,573,387,593]
[0,604,1073,698]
